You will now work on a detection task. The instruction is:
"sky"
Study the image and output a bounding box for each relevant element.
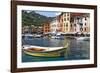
[35,11,61,17]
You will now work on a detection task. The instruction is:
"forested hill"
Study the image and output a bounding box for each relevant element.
[22,10,54,26]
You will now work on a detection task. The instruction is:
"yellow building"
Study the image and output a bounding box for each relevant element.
[61,12,70,33]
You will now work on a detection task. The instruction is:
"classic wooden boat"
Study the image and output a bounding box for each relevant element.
[23,43,69,57]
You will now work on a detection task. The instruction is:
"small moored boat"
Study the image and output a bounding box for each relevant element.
[23,43,69,57]
[75,37,90,41]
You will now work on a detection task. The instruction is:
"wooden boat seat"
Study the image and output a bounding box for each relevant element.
[26,48,46,52]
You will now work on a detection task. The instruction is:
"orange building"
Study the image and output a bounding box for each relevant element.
[43,22,50,34]
[57,14,63,32]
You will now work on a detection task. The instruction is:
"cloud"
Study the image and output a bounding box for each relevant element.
[55,12,61,16]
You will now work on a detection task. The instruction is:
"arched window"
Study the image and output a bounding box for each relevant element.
[74,24,76,27]
[85,23,87,26]
[85,17,87,20]
[84,28,87,31]
[80,28,83,32]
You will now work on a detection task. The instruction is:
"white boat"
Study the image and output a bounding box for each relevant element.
[22,44,69,57]
[22,34,33,37]
[51,35,64,39]
[75,37,90,41]
[34,34,42,38]
[22,34,33,39]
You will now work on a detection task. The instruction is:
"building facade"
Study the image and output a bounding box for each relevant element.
[50,18,59,34]
[42,13,90,35]
[43,22,50,34]
[57,12,71,34]
[62,12,71,33]
[22,26,30,34]
[82,16,90,34]
[57,14,63,33]
[70,13,90,34]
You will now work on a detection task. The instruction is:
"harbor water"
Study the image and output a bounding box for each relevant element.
[22,36,90,62]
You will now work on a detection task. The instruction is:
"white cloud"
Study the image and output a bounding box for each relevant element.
[55,12,61,16]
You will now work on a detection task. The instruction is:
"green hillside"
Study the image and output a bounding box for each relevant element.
[22,10,54,26]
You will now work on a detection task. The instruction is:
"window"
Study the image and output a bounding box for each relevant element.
[66,23,68,27]
[77,17,80,20]
[80,23,83,26]
[80,28,83,32]
[64,18,66,21]
[74,24,76,27]
[85,28,87,31]
[62,19,63,22]
[64,14,66,17]
[70,24,72,27]
[85,17,87,20]
[85,23,87,26]
[67,13,69,16]
[67,18,69,20]
[75,28,76,31]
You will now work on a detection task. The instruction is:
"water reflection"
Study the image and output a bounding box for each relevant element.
[22,37,90,62]
[22,38,65,47]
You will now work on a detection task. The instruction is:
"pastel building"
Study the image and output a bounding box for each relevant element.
[82,16,90,34]
[42,13,90,35]
[43,22,50,34]
[70,13,90,34]
[56,12,71,34]
[22,26,30,34]
[57,14,63,33]
[73,16,83,33]
[61,12,71,33]
[50,18,59,34]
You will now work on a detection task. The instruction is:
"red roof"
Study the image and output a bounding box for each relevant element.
[71,13,84,17]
